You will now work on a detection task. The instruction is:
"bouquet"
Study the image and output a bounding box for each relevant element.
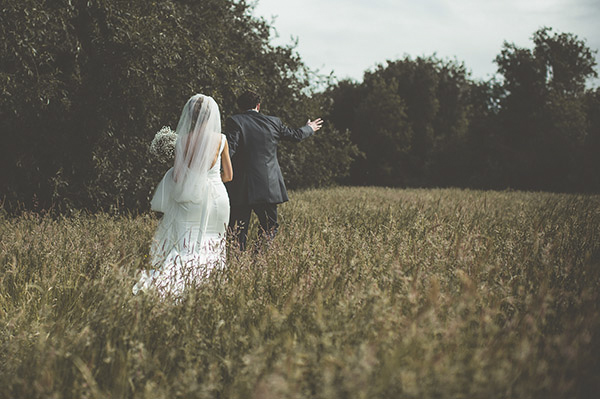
[150,126,177,162]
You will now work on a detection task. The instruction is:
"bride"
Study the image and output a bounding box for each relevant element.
[133,94,233,297]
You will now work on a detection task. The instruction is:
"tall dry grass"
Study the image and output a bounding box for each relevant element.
[1,187,599,398]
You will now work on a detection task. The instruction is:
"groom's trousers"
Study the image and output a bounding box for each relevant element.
[229,203,278,251]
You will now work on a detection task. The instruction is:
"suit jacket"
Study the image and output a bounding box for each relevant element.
[224,110,314,206]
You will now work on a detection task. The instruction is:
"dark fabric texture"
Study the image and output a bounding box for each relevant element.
[224,111,314,206]
[229,202,278,251]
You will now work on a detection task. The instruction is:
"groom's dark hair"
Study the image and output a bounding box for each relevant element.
[237,90,261,111]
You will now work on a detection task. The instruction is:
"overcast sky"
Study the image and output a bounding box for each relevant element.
[252,0,600,84]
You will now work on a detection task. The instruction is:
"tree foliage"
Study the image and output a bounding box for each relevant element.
[0,0,355,212]
[494,27,597,191]
[3,12,599,213]
[327,27,599,192]
[327,56,473,187]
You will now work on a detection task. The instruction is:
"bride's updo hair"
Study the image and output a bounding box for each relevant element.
[189,95,204,132]
[172,94,221,195]
[237,90,261,111]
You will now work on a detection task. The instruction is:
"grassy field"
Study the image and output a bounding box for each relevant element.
[1,187,599,398]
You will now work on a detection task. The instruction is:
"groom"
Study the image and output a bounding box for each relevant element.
[225,90,323,250]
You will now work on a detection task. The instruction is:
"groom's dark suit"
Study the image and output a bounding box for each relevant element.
[225,110,314,249]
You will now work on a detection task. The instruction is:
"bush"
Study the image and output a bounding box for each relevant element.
[0,0,356,213]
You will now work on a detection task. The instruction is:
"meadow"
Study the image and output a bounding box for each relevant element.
[1,187,599,398]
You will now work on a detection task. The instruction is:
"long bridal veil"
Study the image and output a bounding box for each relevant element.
[172,94,222,202]
[136,94,223,296]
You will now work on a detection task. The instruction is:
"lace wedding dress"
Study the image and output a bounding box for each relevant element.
[133,95,230,297]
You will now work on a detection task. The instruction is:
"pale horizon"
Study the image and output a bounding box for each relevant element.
[252,0,600,85]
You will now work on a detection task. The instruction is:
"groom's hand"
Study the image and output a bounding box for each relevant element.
[307,118,323,132]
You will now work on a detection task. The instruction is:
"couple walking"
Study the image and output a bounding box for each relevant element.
[133,91,323,296]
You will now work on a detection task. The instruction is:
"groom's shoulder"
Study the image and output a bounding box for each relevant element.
[232,111,280,124]
[226,113,247,126]
[260,113,282,126]
[262,114,280,122]
[228,112,244,121]
[229,111,257,121]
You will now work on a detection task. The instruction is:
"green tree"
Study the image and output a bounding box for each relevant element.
[424,60,472,186]
[460,79,505,189]
[583,88,600,191]
[494,27,597,191]
[0,0,355,212]
[353,73,413,186]
[326,56,473,187]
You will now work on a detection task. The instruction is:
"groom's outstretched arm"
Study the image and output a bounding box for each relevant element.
[224,117,241,157]
[277,117,323,142]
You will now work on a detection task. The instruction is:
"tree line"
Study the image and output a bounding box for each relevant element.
[327,28,599,193]
[1,0,598,213]
[0,0,355,212]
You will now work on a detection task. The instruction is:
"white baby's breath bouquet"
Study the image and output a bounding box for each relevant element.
[150,126,177,163]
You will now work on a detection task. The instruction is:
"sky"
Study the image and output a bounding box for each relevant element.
[252,0,600,84]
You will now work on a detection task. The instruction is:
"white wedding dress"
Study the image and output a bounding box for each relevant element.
[133,95,230,297]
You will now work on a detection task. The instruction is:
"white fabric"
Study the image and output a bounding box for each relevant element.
[133,94,229,298]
